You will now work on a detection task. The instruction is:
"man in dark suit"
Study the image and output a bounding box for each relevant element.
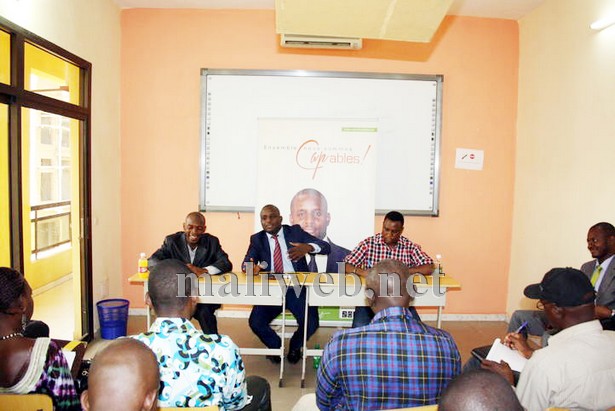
[149,211,232,334]
[507,222,615,340]
[243,204,330,364]
[289,188,350,273]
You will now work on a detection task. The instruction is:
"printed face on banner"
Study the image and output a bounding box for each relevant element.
[255,118,378,250]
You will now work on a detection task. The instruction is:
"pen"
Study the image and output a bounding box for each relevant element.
[515,321,528,334]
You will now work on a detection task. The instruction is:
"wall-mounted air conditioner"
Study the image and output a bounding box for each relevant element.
[280,34,362,50]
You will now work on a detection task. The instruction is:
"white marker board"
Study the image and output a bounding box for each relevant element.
[200,69,442,215]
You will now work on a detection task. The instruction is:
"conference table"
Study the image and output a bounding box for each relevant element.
[129,271,461,387]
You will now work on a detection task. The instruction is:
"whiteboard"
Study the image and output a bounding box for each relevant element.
[200,69,442,215]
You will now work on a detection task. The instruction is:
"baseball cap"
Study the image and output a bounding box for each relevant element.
[523,267,596,307]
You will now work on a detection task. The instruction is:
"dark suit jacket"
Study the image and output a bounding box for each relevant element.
[325,239,351,273]
[581,257,615,309]
[243,224,331,272]
[149,231,232,273]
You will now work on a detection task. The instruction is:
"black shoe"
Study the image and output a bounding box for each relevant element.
[266,355,281,364]
[287,348,302,364]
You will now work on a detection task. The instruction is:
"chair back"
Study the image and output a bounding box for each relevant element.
[0,393,54,411]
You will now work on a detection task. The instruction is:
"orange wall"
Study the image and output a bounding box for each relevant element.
[121,10,518,314]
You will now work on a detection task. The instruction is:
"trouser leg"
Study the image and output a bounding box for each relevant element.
[351,306,374,328]
[249,305,283,348]
[192,303,221,334]
[287,288,319,351]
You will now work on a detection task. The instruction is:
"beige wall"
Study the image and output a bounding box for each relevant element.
[121,10,519,315]
[509,0,615,313]
[0,0,123,314]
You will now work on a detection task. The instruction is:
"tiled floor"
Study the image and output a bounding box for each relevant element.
[32,277,75,340]
[85,315,508,411]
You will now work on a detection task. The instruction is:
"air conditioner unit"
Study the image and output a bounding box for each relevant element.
[280,34,362,50]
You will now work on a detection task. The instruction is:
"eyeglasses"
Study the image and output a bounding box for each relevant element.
[536,300,555,310]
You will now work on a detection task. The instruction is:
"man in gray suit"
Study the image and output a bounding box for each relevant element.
[508,221,615,338]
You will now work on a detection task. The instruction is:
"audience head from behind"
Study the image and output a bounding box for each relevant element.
[81,338,159,411]
[365,258,416,313]
[438,369,523,411]
[146,259,198,318]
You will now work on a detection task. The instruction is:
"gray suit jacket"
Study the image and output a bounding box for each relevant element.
[581,257,615,309]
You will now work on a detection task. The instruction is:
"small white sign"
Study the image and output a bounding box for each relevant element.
[455,148,484,170]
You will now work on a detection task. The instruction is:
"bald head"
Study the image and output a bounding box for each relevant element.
[365,259,414,313]
[81,338,160,411]
[439,369,523,411]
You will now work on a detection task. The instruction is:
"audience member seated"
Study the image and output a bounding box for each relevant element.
[482,267,615,410]
[294,259,460,411]
[509,222,615,340]
[0,267,80,410]
[81,338,159,411]
[464,222,615,374]
[438,369,523,411]
[133,259,272,410]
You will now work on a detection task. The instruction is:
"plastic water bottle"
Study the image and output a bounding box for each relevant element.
[436,254,445,275]
[313,344,322,369]
[138,252,149,278]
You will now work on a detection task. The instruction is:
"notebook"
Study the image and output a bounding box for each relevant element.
[485,338,528,372]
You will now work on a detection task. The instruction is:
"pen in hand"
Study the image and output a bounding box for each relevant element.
[514,320,529,335]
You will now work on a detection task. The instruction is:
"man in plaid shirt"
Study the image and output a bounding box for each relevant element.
[315,259,461,410]
[344,211,435,327]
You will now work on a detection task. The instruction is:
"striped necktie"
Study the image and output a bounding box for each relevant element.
[272,234,284,273]
[591,265,603,287]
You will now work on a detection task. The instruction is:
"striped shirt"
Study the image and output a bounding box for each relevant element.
[316,306,461,411]
[344,233,433,270]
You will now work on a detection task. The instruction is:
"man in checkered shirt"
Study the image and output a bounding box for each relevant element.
[344,210,435,327]
[315,259,460,410]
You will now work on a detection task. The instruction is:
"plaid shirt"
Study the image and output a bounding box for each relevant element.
[316,307,461,411]
[344,233,433,269]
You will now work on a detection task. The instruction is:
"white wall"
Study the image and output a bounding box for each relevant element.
[509,0,615,313]
[0,0,123,325]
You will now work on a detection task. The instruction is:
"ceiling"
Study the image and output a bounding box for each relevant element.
[114,0,545,21]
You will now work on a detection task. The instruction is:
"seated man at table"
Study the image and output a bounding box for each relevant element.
[315,259,460,410]
[133,259,271,410]
[243,204,330,364]
[344,211,434,327]
[149,211,232,334]
[81,338,160,411]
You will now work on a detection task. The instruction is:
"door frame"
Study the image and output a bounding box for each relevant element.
[0,16,94,341]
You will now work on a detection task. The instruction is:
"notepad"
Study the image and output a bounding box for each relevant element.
[485,338,528,372]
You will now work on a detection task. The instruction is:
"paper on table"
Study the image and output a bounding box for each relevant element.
[62,349,76,370]
[485,338,528,372]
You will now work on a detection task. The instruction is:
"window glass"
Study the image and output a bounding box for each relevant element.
[24,43,80,105]
[0,103,9,265]
[0,30,9,84]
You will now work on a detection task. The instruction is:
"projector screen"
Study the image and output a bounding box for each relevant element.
[200,69,443,215]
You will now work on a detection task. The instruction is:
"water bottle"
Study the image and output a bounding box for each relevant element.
[138,252,149,278]
[313,344,322,369]
[436,254,445,275]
